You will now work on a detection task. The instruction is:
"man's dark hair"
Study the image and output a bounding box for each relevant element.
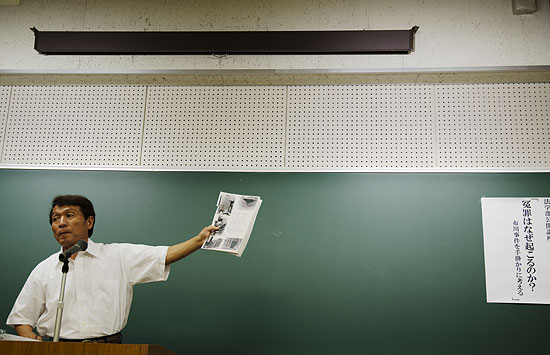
[49,195,96,237]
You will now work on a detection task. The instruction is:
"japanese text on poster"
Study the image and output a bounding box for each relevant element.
[481,197,550,304]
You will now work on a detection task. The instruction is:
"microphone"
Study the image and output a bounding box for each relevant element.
[59,239,88,262]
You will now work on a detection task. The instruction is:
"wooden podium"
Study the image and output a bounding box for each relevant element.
[0,341,175,355]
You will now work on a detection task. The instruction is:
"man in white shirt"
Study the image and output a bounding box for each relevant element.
[6,194,218,342]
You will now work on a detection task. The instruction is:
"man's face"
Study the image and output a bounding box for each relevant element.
[51,205,94,250]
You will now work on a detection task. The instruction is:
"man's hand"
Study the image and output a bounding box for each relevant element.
[165,225,219,265]
[195,225,220,244]
[15,324,42,341]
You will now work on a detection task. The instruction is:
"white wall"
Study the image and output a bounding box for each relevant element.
[1,0,549,72]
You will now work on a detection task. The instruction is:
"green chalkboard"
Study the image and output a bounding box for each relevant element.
[1,169,549,354]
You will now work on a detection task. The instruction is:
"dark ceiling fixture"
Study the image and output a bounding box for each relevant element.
[31,26,418,55]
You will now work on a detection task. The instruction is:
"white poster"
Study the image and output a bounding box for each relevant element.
[481,197,550,304]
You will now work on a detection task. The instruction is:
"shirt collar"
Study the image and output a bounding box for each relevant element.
[84,239,99,257]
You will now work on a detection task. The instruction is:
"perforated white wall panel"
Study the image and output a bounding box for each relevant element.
[2,86,146,166]
[436,83,550,168]
[287,85,435,168]
[0,86,11,160]
[142,86,286,168]
[1,83,549,170]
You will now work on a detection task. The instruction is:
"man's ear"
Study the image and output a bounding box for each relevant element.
[87,216,95,230]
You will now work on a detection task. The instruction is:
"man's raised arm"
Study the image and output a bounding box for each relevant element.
[165,226,219,265]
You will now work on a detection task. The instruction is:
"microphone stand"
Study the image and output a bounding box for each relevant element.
[52,258,70,342]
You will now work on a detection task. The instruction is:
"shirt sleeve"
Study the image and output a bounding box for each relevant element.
[117,244,171,285]
[6,265,46,328]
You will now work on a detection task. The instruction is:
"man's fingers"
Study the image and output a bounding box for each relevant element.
[23,333,40,341]
[204,226,219,233]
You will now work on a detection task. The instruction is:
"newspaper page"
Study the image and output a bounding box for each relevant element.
[202,192,262,257]
[0,332,40,342]
[481,197,550,304]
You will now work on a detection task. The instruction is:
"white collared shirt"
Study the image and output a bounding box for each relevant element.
[6,239,170,339]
